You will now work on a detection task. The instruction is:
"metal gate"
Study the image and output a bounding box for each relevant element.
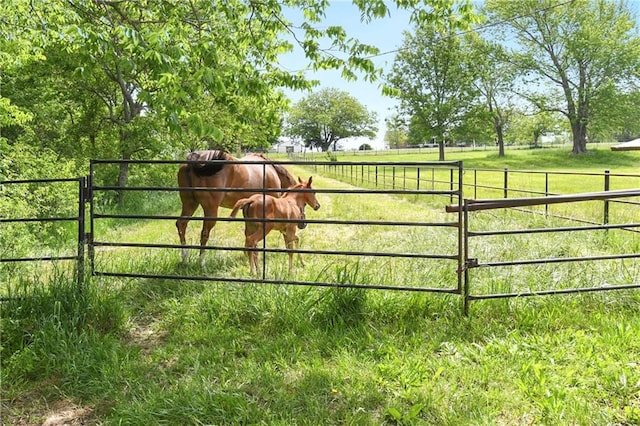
[87,158,465,297]
[0,177,86,298]
[447,188,640,314]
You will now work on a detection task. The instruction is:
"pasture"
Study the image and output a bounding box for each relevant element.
[2,147,640,424]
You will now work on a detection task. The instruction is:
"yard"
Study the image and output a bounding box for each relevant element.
[3,147,640,424]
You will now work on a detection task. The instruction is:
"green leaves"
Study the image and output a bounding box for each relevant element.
[286,88,378,151]
[1,0,484,173]
[0,98,32,128]
[485,0,640,151]
[386,8,477,146]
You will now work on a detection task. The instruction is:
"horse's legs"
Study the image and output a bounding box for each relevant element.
[287,239,294,274]
[199,196,222,267]
[176,192,199,265]
[245,226,263,274]
[244,237,258,274]
[283,229,300,273]
[294,235,304,267]
[245,223,273,274]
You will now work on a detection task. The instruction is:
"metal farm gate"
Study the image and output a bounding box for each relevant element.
[448,189,640,314]
[87,158,465,297]
[0,177,87,298]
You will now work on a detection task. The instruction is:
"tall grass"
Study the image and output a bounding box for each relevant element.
[3,151,640,424]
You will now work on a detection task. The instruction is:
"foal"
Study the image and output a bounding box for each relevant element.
[230,176,321,274]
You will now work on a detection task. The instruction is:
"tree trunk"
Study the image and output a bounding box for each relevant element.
[116,152,131,205]
[495,119,505,157]
[116,126,132,205]
[438,140,445,161]
[570,119,588,154]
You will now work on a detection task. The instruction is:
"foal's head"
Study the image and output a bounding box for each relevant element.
[297,176,320,211]
[294,176,320,229]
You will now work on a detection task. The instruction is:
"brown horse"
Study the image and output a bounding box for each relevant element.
[230,176,321,274]
[176,150,296,265]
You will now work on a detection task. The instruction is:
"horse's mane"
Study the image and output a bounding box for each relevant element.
[271,163,296,188]
[244,152,296,189]
[186,150,232,177]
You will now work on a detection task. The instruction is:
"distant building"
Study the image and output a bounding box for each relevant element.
[271,137,306,153]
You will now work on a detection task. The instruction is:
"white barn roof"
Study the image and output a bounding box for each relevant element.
[611,138,640,151]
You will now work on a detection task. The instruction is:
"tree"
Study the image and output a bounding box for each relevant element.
[505,110,565,146]
[384,114,409,149]
[385,5,478,160]
[1,0,477,184]
[589,88,640,142]
[452,104,496,146]
[285,88,378,151]
[465,34,517,156]
[486,0,640,154]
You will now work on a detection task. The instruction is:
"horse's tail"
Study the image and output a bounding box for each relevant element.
[187,149,229,177]
[230,198,253,218]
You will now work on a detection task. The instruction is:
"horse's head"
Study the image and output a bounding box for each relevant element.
[298,176,320,211]
[296,176,320,230]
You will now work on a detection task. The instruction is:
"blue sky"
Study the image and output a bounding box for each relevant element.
[279,1,640,150]
[280,2,414,149]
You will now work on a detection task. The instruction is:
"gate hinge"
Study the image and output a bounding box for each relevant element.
[82,185,92,203]
[459,258,478,273]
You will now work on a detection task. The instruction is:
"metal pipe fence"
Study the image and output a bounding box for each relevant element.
[284,142,570,159]
[322,164,640,226]
[0,177,86,297]
[446,189,640,314]
[4,158,640,315]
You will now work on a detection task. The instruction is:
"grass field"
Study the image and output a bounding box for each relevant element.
[2,146,640,424]
[281,143,640,171]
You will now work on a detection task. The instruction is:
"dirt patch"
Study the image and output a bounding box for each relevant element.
[4,398,95,426]
[126,319,167,355]
[41,401,94,425]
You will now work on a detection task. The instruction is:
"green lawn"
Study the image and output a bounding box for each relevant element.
[280,143,640,172]
[2,149,640,425]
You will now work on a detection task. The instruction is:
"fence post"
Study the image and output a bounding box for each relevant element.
[431,168,435,191]
[473,169,478,199]
[545,172,549,217]
[77,176,86,293]
[604,169,610,225]
[462,198,470,316]
[450,169,454,204]
[503,168,508,198]
[88,164,96,277]
[417,167,421,191]
[392,167,396,189]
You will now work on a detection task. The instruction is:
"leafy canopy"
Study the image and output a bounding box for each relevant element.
[285,88,378,151]
[485,0,640,153]
[385,9,478,146]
